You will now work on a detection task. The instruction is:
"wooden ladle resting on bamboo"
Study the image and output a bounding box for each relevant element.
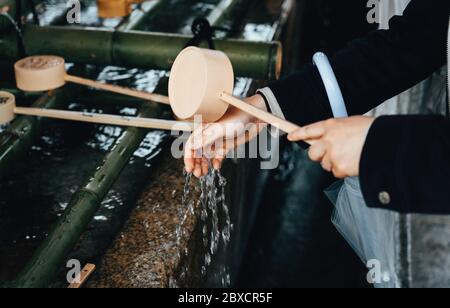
[14,56,170,105]
[0,91,194,132]
[168,47,302,134]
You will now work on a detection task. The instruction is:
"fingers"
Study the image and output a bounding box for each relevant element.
[184,119,266,177]
[184,149,196,173]
[288,121,333,174]
[308,142,335,175]
[320,154,333,173]
[190,157,222,177]
[287,122,326,142]
[212,148,225,170]
[331,161,348,179]
[200,158,208,177]
[184,157,195,174]
[193,158,203,178]
[191,123,223,151]
[212,158,223,170]
[185,138,226,177]
[308,141,327,162]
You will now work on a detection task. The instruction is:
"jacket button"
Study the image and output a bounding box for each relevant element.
[378,191,391,205]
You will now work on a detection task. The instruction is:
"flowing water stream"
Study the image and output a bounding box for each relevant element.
[175,165,232,287]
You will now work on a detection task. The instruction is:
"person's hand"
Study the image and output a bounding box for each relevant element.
[184,95,268,178]
[287,116,375,178]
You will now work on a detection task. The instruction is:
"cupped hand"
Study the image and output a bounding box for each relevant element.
[184,94,268,178]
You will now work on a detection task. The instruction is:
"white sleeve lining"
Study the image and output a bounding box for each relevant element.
[256,87,286,136]
[256,87,286,120]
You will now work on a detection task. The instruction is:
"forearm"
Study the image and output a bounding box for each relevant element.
[263,0,449,126]
[359,115,450,214]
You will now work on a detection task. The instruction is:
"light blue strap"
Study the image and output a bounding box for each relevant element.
[313,52,348,118]
[314,52,358,185]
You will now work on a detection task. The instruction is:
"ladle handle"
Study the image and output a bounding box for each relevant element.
[14,107,194,131]
[219,92,300,134]
[65,74,171,105]
[68,264,96,289]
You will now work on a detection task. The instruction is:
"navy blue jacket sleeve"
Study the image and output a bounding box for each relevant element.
[267,0,449,126]
[266,0,450,214]
[359,115,450,214]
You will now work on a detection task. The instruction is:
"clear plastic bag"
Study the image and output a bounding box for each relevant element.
[326,177,400,288]
[313,51,401,288]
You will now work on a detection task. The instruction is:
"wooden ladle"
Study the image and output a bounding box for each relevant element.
[0,91,193,131]
[97,0,141,18]
[14,56,170,105]
[168,47,300,134]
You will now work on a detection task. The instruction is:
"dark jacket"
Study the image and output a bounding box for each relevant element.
[267,0,450,214]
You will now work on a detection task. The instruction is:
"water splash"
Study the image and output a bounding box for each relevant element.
[200,166,233,287]
[175,163,233,287]
[176,170,194,257]
[218,172,232,246]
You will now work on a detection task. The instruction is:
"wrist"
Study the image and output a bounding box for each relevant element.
[245,94,268,123]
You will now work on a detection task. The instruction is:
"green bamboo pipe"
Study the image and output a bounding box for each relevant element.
[12,101,163,288]
[0,24,282,80]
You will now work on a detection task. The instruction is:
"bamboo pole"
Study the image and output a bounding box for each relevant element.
[0,24,282,80]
